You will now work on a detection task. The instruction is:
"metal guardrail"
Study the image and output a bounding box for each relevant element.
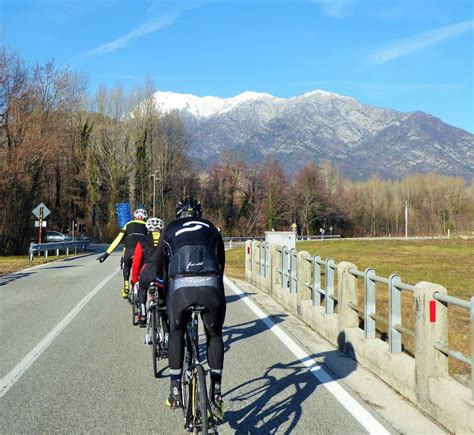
[29,241,90,261]
[224,234,341,248]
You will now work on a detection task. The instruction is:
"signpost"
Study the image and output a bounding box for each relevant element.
[32,203,51,255]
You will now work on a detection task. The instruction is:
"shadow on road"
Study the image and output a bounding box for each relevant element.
[225,293,256,304]
[224,332,357,434]
[0,271,36,287]
[222,315,287,353]
[40,265,80,270]
[59,252,99,262]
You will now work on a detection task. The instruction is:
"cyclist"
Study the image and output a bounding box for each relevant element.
[131,217,165,328]
[97,208,148,298]
[154,197,225,420]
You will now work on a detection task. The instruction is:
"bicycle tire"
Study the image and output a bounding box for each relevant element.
[195,364,209,435]
[132,292,138,326]
[151,307,158,377]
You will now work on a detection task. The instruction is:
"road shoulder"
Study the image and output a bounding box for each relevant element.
[226,276,446,435]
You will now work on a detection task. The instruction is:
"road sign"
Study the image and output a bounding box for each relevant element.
[32,202,51,219]
[34,220,47,228]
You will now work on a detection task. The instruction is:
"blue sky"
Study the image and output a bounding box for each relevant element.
[1,0,473,132]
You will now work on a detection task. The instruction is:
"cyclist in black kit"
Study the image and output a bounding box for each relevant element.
[154,197,225,419]
[97,208,148,298]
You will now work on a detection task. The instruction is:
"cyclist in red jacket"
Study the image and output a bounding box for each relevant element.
[131,217,165,327]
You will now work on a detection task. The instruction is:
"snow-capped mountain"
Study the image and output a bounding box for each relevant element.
[153,90,474,179]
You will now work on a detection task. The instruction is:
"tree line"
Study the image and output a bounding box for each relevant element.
[1,48,473,254]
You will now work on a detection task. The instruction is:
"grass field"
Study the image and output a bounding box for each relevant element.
[0,254,84,276]
[226,239,473,382]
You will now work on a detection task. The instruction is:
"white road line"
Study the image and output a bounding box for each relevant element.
[224,276,391,435]
[0,268,120,398]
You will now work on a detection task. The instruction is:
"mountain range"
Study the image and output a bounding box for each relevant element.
[152,90,474,180]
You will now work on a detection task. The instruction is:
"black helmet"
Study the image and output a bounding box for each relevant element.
[176,197,202,219]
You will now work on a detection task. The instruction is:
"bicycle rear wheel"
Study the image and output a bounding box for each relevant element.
[151,307,159,377]
[194,365,209,435]
[132,292,138,326]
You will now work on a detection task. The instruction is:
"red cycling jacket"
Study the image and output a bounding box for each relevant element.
[131,230,161,284]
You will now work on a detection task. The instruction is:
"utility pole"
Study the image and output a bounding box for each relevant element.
[405,200,408,239]
[150,171,158,217]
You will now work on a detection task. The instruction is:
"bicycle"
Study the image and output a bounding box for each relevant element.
[131,282,140,326]
[145,283,168,378]
[181,305,216,434]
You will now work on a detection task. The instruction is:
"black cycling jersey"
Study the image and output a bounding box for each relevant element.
[154,217,225,280]
[106,220,148,254]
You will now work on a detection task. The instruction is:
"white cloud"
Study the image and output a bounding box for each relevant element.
[84,14,177,57]
[70,2,197,64]
[312,0,355,18]
[368,20,474,66]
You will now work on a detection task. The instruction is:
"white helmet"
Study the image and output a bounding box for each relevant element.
[134,208,148,220]
[146,217,163,231]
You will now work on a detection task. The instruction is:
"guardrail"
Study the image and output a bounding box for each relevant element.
[245,240,474,433]
[29,241,90,261]
[223,234,341,248]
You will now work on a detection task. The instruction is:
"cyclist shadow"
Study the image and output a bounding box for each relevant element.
[226,293,255,304]
[222,315,287,353]
[224,332,357,434]
[0,272,35,287]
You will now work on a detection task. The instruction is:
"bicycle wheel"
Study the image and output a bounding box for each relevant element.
[132,292,138,326]
[151,307,159,377]
[194,365,209,435]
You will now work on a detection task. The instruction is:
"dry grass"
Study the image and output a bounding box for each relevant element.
[0,254,84,276]
[226,239,473,382]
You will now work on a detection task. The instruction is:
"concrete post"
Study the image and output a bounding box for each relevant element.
[270,243,281,297]
[56,248,59,256]
[337,261,359,353]
[297,251,312,315]
[414,281,448,402]
[251,240,260,287]
[245,240,252,282]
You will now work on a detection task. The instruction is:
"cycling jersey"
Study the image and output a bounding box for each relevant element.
[154,217,225,280]
[105,220,148,254]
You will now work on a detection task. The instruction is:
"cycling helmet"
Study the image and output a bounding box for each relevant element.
[146,217,163,231]
[133,208,148,220]
[176,197,202,219]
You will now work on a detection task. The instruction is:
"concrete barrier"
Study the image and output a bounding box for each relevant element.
[245,241,474,433]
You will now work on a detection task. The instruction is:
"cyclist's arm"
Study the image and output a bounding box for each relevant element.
[131,242,143,284]
[105,224,127,254]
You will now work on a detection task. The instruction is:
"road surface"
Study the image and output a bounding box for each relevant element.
[0,252,441,433]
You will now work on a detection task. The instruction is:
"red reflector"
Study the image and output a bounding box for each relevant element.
[247,246,250,255]
[430,300,436,323]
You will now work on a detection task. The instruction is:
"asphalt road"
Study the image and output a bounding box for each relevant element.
[1,252,394,434]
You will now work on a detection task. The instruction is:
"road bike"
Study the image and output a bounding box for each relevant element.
[145,283,168,377]
[181,305,215,434]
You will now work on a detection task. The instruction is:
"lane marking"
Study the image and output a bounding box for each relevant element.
[0,268,120,397]
[224,276,391,435]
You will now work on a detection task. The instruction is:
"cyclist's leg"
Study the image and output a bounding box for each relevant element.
[137,264,154,325]
[166,282,191,408]
[199,279,226,418]
[121,247,134,297]
[157,285,170,336]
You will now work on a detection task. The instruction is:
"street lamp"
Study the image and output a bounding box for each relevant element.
[149,171,158,217]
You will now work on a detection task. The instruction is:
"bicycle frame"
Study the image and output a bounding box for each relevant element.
[182,307,213,434]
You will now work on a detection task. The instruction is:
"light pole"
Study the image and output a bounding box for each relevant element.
[150,171,158,217]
